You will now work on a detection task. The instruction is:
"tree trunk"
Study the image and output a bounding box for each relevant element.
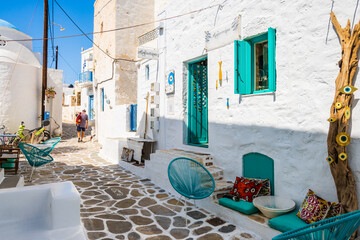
[327,12,359,214]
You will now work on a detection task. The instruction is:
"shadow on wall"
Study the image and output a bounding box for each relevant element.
[143,115,360,205]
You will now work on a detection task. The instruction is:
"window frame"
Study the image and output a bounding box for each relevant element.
[145,65,150,81]
[234,28,276,95]
[249,34,271,94]
[100,88,104,112]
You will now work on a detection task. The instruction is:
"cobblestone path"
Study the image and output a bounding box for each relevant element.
[19,123,258,240]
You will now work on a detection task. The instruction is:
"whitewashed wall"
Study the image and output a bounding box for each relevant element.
[47,69,63,135]
[135,0,360,205]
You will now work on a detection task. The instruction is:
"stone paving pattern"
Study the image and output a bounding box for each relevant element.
[17,123,258,240]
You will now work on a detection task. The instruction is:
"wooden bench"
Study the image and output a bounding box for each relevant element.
[0,145,20,175]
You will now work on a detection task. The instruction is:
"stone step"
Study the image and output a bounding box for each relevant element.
[153,149,214,166]
[212,179,233,201]
[0,175,24,189]
[206,166,224,180]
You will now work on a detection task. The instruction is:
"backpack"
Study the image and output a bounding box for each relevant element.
[76,113,81,124]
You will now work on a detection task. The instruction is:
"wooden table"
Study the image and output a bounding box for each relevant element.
[0,145,20,175]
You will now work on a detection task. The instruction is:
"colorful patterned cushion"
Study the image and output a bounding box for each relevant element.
[229,177,263,202]
[326,201,342,219]
[253,178,271,196]
[296,189,331,224]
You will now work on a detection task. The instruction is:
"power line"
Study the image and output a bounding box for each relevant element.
[58,51,78,77]
[6,3,221,45]
[54,0,116,61]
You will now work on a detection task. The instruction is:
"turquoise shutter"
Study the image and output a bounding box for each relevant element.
[234,40,252,94]
[268,28,276,92]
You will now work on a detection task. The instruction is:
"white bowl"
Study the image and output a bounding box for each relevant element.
[253,196,296,219]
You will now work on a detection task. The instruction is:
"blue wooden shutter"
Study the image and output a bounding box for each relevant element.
[101,88,104,111]
[268,28,276,92]
[234,40,252,94]
[130,104,137,131]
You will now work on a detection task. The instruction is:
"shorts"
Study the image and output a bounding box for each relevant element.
[77,126,86,132]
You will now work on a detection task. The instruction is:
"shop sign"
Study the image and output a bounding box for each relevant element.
[205,15,241,51]
[138,47,159,60]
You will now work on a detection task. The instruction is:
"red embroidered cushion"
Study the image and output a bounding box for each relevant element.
[296,189,331,224]
[230,177,262,202]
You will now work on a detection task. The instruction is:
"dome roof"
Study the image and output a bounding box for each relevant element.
[0,19,18,30]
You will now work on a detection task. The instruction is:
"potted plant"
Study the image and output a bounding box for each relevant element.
[45,87,56,102]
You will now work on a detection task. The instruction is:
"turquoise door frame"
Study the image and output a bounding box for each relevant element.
[89,95,94,120]
[187,57,208,147]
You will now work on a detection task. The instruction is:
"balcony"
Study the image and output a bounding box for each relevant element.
[79,71,93,85]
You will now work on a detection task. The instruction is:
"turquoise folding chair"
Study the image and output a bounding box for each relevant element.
[273,209,360,240]
[168,157,215,225]
[18,143,54,181]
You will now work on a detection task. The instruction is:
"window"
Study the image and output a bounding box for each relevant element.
[187,58,208,147]
[235,28,276,94]
[76,92,81,106]
[145,65,149,81]
[130,104,137,131]
[101,88,104,111]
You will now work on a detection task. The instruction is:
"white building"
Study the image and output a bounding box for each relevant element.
[62,48,94,124]
[0,19,63,134]
[95,0,360,237]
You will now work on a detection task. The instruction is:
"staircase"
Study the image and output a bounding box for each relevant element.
[0,169,24,189]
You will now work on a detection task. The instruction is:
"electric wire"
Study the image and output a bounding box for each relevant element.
[53,0,116,61]
[58,51,78,77]
[5,3,221,43]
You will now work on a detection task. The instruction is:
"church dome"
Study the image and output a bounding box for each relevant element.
[0,19,18,30]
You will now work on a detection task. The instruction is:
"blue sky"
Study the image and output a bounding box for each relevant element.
[0,0,94,84]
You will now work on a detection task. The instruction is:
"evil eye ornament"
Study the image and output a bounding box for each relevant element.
[336,132,351,146]
[326,156,334,164]
[339,85,358,94]
[339,153,348,161]
[335,102,343,109]
[345,107,351,120]
[328,117,337,123]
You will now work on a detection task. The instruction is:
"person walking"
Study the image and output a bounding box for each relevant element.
[76,109,88,142]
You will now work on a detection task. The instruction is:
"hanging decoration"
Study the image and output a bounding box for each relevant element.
[338,152,348,161]
[335,132,351,146]
[326,156,334,164]
[227,98,229,109]
[219,61,222,87]
[327,12,360,214]
[327,117,337,123]
[345,107,351,120]
[165,70,175,95]
[335,102,343,109]
[338,85,358,95]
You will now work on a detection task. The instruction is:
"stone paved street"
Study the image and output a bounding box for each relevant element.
[18,123,258,240]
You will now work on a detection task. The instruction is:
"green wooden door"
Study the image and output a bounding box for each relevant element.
[188,58,208,145]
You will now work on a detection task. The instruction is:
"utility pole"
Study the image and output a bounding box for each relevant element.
[41,0,49,120]
[55,46,58,69]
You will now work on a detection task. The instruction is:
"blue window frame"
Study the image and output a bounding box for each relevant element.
[101,88,104,111]
[145,65,150,81]
[235,28,276,95]
[130,104,137,131]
